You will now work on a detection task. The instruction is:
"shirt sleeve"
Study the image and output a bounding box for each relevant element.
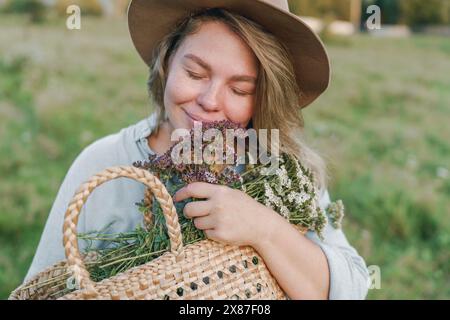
[305,188,370,300]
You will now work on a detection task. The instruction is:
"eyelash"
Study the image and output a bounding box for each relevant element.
[186,70,251,96]
[232,89,251,97]
[186,71,203,80]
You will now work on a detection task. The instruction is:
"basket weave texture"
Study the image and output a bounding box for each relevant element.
[10,166,305,300]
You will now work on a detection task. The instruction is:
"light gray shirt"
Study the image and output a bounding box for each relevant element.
[24,113,370,299]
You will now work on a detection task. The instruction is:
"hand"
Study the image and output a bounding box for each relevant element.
[173,182,278,247]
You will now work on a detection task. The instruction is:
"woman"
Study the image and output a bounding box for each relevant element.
[25,0,369,299]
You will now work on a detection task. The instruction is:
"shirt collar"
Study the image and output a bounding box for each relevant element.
[135,112,158,155]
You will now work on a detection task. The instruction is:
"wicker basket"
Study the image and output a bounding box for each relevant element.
[10,166,305,300]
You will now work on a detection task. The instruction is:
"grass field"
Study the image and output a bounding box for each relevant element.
[0,15,449,299]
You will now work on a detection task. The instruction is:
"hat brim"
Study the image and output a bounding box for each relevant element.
[127,0,331,108]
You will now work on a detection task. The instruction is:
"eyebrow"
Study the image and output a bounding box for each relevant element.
[183,54,257,83]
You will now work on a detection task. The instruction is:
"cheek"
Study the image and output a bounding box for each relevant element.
[164,71,198,107]
[224,98,255,125]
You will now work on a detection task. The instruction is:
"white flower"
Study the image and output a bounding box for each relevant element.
[294,160,313,186]
[280,205,290,218]
[287,191,311,206]
[264,197,274,209]
[274,165,291,193]
[327,200,345,229]
[293,158,304,179]
[308,199,319,217]
[264,181,282,208]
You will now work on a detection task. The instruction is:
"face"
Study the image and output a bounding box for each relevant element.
[163,21,259,132]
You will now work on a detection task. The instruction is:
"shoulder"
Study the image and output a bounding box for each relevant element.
[68,131,125,178]
[64,114,157,188]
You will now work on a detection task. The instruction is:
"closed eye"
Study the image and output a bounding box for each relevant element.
[186,70,203,80]
[187,70,253,96]
[232,88,252,96]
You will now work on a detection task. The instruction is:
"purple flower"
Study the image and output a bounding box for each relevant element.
[133,120,246,189]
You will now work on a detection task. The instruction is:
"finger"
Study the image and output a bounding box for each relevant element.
[204,229,224,243]
[174,182,219,202]
[183,200,212,219]
[193,216,215,230]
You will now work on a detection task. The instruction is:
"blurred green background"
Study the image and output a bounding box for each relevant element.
[0,0,449,299]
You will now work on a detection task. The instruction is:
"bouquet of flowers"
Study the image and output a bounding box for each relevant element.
[78,120,344,283]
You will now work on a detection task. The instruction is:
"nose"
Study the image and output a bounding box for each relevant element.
[196,81,222,112]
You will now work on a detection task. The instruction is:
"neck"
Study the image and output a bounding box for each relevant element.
[147,120,174,156]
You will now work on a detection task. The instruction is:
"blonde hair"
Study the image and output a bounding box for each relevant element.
[146,8,329,193]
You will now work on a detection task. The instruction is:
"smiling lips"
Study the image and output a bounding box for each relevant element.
[184,110,213,123]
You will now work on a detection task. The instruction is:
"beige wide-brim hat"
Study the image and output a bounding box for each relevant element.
[127,0,331,109]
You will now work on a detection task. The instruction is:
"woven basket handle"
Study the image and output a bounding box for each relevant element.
[62,166,185,295]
